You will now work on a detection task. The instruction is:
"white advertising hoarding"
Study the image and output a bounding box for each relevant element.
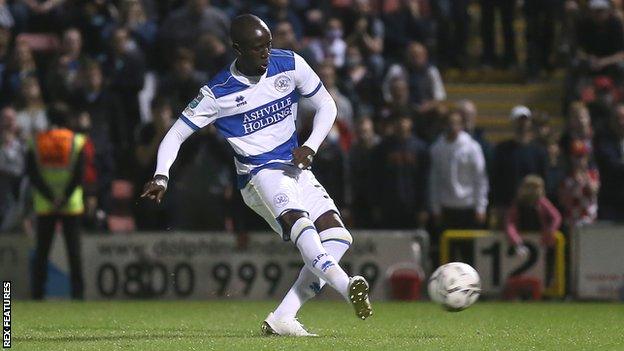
[82,231,422,300]
[576,225,624,300]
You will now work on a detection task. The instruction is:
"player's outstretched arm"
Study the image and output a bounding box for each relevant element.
[141,118,195,204]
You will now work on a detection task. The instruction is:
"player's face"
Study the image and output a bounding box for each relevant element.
[235,28,272,76]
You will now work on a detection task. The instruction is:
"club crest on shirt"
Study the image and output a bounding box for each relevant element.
[274,75,291,92]
[273,193,290,207]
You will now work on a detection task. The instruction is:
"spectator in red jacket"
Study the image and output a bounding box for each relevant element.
[505,175,561,255]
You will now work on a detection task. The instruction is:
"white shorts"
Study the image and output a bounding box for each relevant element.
[240,165,339,240]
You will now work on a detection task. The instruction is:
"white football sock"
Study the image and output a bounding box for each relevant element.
[289,219,350,301]
[274,229,350,319]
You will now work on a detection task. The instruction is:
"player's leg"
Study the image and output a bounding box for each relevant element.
[240,167,354,335]
[279,210,351,299]
[241,167,350,297]
[273,212,352,320]
[273,171,372,320]
[262,210,352,336]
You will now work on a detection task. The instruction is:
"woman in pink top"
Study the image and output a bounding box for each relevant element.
[505,175,562,255]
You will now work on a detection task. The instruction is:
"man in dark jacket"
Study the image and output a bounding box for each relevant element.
[491,106,548,218]
[372,116,429,228]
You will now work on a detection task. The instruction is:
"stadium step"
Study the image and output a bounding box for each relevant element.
[445,78,564,143]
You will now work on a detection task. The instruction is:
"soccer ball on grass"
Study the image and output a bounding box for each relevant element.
[428,262,481,311]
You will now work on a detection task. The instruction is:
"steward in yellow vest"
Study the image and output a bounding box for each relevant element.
[28,128,86,215]
[27,118,86,300]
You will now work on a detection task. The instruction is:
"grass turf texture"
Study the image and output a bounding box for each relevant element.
[12,301,624,350]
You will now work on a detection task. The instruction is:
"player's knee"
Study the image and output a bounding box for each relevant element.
[279,210,308,236]
[319,227,353,246]
[288,216,316,245]
[314,211,343,232]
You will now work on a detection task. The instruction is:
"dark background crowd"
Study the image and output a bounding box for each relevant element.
[0,0,623,243]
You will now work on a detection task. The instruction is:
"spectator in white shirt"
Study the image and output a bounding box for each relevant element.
[430,110,489,230]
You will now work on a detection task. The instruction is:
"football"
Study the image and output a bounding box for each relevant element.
[428,262,481,311]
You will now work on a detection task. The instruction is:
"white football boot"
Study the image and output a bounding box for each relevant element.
[261,313,318,337]
[348,275,373,320]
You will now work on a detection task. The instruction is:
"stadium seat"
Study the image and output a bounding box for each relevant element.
[386,263,424,301]
[111,180,134,200]
[503,276,543,301]
[107,215,136,233]
[108,180,136,233]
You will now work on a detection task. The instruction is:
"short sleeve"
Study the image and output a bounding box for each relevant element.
[180,85,219,131]
[294,53,322,98]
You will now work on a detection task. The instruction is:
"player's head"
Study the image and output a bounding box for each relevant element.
[231,14,272,76]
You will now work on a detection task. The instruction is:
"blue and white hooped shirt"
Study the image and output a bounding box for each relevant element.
[179,49,323,188]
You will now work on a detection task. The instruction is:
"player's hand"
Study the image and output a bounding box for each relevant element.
[141,175,168,204]
[292,146,315,170]
[514,244,529,258]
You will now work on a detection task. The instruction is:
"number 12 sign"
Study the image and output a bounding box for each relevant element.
[474,235,546,295]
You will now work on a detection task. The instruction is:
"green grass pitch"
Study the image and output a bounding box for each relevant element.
[12,300,624,350]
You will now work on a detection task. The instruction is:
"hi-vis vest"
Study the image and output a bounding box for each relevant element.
[31,129,86,215]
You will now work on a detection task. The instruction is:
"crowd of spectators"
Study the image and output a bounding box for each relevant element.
[0,0,623,243]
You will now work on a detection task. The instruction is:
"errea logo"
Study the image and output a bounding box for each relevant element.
[235,95,247,107]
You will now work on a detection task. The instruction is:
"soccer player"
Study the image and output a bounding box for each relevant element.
[141,14,372,336]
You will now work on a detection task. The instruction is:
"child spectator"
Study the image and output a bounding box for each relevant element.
[505,175,561,255]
